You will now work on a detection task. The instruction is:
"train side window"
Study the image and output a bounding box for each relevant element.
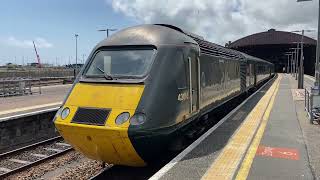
[175,51,187,89]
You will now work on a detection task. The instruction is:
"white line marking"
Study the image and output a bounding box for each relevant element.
[30,153,49,158]
[56,143,71,147]
[37,84,72,89]
[0,167,11,172]
[0,107,59,122]
[44,148,63,152]
[9,159,30,164]
[149,76,276,180]
[0,102,62,116]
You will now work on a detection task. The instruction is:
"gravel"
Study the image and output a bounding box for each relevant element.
[5,150,80,180]
[47,143,70,151]
[4,150,106,180]
[16,152,42,162]
[29,146,57,156]
[0,158,27,170]
[0,136,106,179]
[0,140,71,172]
[0,170,8,175]
[52,159,105,180]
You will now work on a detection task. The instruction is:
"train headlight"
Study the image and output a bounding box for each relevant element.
[115,112,130,125]
[53,108,62,122]
[61,107,70,120]
[129,113,147,125]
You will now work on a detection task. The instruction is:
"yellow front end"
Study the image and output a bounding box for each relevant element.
[54,82,146,166]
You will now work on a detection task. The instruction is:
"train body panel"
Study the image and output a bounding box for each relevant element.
[54,24,275,166]
[199,54,241,110]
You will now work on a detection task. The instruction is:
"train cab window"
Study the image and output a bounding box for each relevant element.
[85,48,156,78]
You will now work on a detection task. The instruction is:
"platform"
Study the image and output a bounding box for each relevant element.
[150,74,320,180]
[0,84,71,118]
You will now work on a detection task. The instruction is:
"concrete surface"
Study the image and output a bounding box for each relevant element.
[247,75,313,179]
[295,75,320,179]
[0,84,71,118]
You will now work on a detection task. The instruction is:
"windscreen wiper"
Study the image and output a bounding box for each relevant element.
[103,74,113,80]
[95,66,113,80]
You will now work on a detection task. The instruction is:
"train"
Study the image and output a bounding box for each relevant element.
[53,24,274,167]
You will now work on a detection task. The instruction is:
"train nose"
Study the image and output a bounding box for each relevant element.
[55,121,146,166]
[53,82,146,166]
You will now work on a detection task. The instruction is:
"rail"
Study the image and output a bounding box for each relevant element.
[0,136,73,178]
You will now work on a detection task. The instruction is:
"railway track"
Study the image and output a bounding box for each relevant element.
[0,136,73,178]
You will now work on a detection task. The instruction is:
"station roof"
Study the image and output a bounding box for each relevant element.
[229,29,317,48]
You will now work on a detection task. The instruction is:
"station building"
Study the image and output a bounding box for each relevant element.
[228,29,317,75]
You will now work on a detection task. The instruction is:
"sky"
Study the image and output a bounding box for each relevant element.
[0,0,318,65]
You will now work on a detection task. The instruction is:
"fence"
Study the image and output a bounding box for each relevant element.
[0,78,42,97]
[0,68,74,79]
[305,87,320,123]
[0,68,76,97]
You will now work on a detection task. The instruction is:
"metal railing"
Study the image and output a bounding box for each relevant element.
[0,78,41,97]
[0,69,74,79]
[305,87,320,123]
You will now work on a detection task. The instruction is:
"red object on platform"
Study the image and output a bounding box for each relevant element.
[256,145,299,160]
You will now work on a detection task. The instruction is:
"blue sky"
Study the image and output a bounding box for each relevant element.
[0,0,317,66]
[0,0,138,65]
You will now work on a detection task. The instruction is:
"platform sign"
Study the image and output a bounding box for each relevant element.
[256,146,299,160]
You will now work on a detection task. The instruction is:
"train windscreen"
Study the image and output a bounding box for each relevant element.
[85,48,156,79]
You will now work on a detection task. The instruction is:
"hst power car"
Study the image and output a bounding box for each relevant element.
[54,24,274,167]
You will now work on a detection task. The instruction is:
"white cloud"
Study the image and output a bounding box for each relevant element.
[5,36,53,48]
[108,0,317,45]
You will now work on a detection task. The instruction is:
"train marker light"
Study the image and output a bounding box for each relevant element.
[61,107,70,120]
[115,112,130,125]
[130,113,147,125]
[53,108,62,122]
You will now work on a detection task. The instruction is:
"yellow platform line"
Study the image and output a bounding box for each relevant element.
[201,75,281,180]
[235,77,281,180]
[0,102,62,116]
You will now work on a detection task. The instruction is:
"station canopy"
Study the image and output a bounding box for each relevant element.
[229,29,316,48]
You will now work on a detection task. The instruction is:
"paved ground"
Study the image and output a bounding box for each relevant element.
[297,75,320,179]
[151,74,320,180]
[0,84,71,118]
[246,75,313,179]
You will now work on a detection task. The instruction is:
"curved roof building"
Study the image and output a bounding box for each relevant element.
[228,29,317,75]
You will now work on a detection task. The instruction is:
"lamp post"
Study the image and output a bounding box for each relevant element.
[291,53,294,74]
[287,54,290,73]
[98,28,117,37]
[284,52,293,73]
[301,30,305,88]
[75,34,79,75]
[291,30,315,88]
[297,0,320,91]
[290,48,299,78]
[288,52,295,74]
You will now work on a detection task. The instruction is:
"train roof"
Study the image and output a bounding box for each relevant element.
[155,24,245,60]
[94,24,197,49]
[240,52,273,65]
[94,24,273,65]
[157,24,273,65]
